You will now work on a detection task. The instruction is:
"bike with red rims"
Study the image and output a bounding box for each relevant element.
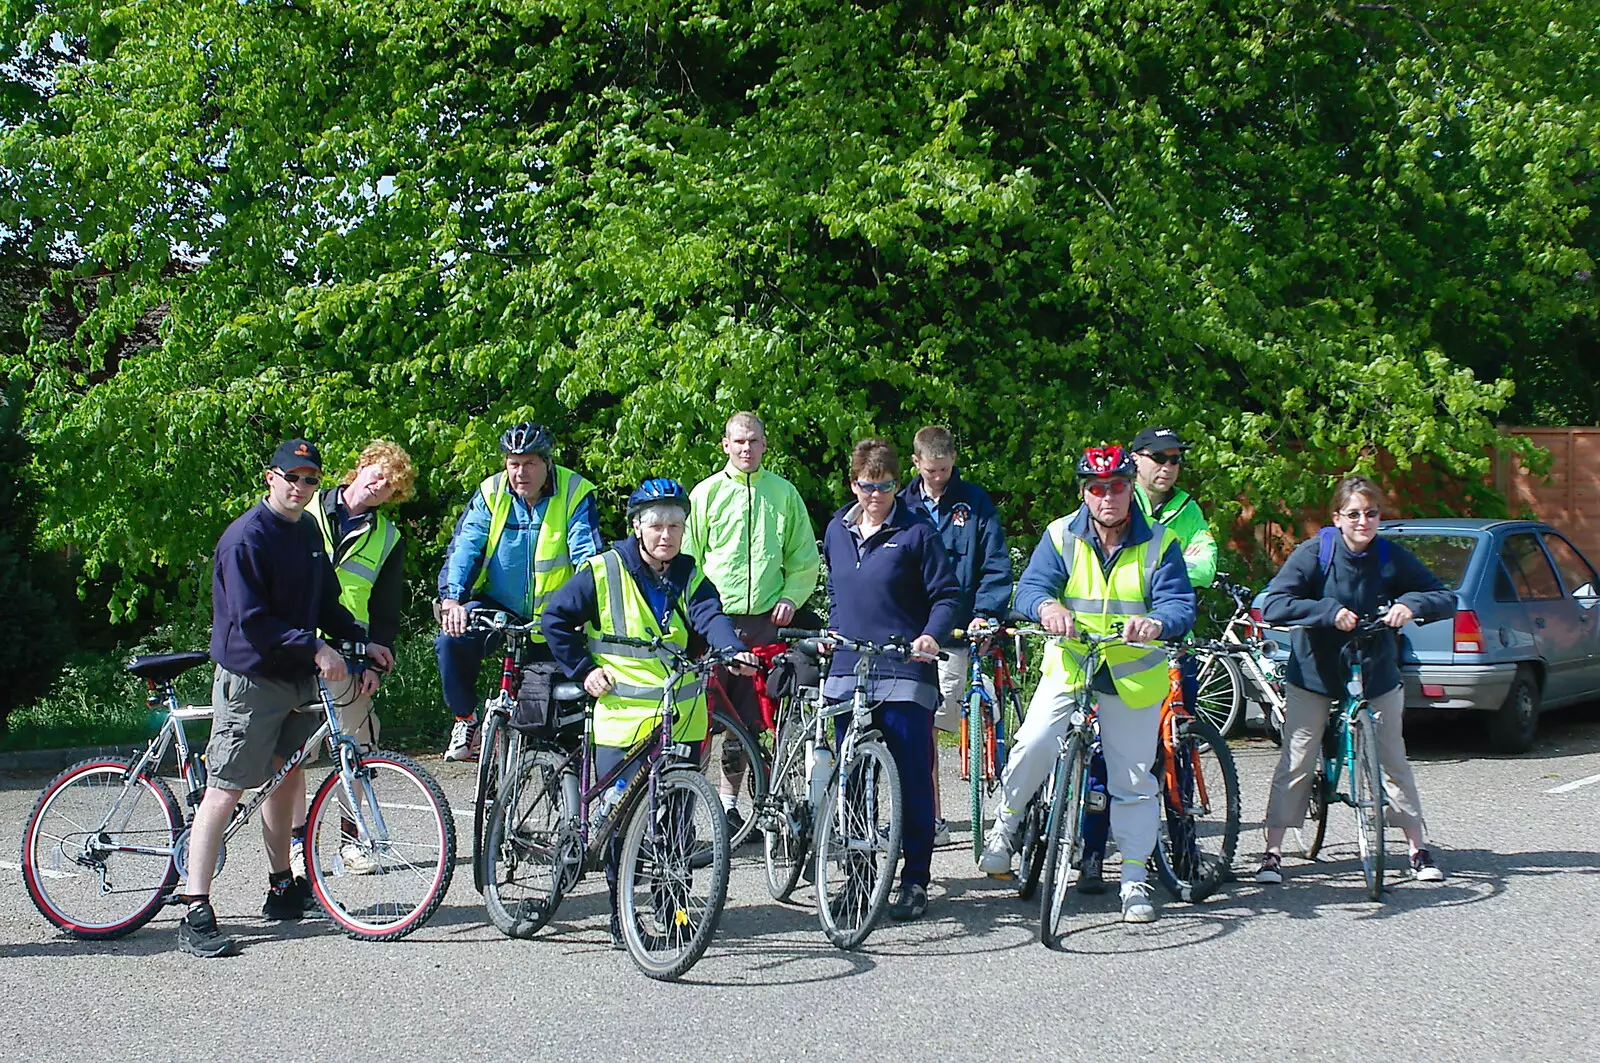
[464,608,542,894]
[699,657,774,849]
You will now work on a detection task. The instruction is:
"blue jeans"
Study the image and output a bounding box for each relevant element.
[434,599,550,718]
[834,701,935,890]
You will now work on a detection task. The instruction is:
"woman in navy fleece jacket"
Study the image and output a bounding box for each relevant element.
[821,438,964,921]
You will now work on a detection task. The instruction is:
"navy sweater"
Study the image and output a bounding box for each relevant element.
[210,501,364,680]
[541,536,746,683]
[822,502,965,686]
[1261,534,1455,698]
[898,471,1012,644]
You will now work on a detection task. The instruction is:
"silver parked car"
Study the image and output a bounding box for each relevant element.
[1253,519,1600,753]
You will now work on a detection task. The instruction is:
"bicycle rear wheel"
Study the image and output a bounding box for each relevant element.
[473,704,511,894]
[967,687,987,860]
[700,705,769,849]
[21,759,182,939]
[1351,710,1386,900]
[485,748,575,938]
[1153,715,1241,903]
[1295,768,1330,859]
[306,751,456,940]
[618,767,730,981]
[1013,782,1050,901]
[1192,651,1244,737]
[761,714,811,902]
[815,738,902,950]
[1038,736,1086,948]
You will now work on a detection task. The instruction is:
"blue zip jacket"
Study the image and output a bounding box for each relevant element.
[1014,504,1196,638]
[1261,534,1454,698]
[898,471,1012,644]
[437,468,604,616]
[822,501,965,687]
[541,535,746,684]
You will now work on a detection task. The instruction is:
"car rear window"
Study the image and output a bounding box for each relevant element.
[1379,533,1476,590]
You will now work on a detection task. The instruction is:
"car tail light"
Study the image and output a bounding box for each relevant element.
[1247,607,1265,639]
[1453,610,1485,654]
[1421,684,1447,698]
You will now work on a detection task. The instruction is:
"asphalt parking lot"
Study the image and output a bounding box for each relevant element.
[3,706,1599,1063]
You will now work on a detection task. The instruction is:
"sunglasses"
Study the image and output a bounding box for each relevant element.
[853,479,897,495]
[1084,479,1131,498]
[1339,508,1381,522]
[274,470,323,487]
[1139,451,1185,466]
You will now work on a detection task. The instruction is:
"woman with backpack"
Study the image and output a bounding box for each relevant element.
[1254,475,1457,885]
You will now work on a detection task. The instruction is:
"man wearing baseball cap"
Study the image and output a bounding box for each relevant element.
[178,438,390,958]
[1127,426,1217,592]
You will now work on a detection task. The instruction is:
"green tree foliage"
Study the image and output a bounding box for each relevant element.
[1,0,1595,615]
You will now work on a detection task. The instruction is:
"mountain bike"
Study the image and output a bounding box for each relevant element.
[956,618,1029,861]
[482,635,741,980]
[21,646,455,941]
[1293,617,1394,900]
[699,665,772,849]
[757,639,829,902]
[465,609,541,894]
[777,628,941,951]
[1150,649,1241,903]
[1191,575,1288,739]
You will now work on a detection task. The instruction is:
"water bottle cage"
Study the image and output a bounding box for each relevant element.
[666,742,697,764]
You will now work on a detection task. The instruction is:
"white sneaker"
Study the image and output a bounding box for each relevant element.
[340,842,382,875]
[289,836,306,879]
[932,819,952,847]
[444,718,478,762]
[977,830,1014,875]
[1121,881,1157,924]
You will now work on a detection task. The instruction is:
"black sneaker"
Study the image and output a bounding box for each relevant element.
[1411,848,1445,882]
[608,912,626,951]
[887,883,929,921]
[178,911,239,958]
[1077,855,1108,895]
[262,875,315,920]
[725,806,747,843]
[1255,851,1283,885]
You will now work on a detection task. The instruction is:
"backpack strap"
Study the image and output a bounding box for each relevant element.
[1315,526,1395,595]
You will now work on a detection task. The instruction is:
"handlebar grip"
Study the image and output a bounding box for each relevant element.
[778,627,826,640]
[1004,607,1033,624]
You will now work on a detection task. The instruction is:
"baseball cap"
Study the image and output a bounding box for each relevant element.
[270,439,322,472]
[1129,426,1191,453]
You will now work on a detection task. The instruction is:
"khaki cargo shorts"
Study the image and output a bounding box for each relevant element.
[205,666,323,790]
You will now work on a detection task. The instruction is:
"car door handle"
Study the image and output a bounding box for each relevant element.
[1534,616,1547,628]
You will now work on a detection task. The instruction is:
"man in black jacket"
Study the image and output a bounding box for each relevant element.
[180,439,392,958]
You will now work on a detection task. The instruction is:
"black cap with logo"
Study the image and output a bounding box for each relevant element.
[270,438,323,472]
[1128,426,1191,453]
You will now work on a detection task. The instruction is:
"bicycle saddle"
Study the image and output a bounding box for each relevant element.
[126,651,213,683]
[552,681,587,702]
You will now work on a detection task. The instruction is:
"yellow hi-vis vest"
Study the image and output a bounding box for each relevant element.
[1040,517,1171,709]
[306,493,399,629]
[585,549,710,748]
[473,465,596,641]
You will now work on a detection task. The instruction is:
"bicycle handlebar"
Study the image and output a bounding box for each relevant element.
[324,640,389,674]
[594,634,758,672]
[776,628,948,662]
[465,609,539,634]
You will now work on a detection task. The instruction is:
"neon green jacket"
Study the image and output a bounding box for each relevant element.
[1135,484,1219,588]
[684,463,821,617]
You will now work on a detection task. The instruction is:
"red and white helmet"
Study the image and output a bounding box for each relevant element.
[1075,444,1137,481]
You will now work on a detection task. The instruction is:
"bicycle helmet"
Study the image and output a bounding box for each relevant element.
[499,422,555,457]
[626,477,691,520]
[1075,444,1137,481]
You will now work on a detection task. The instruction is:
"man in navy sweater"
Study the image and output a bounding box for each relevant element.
[180,439,390,958]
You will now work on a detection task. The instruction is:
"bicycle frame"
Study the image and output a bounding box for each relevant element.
[958,629,1023,784]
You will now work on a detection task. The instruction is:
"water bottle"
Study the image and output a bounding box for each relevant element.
[595,776,628,826]
[808,746,834,807]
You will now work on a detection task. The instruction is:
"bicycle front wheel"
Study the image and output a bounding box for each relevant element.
[1153,715,1241,903]
[967,687,987,860]
[21,759,182,939]
[1192,651,1244,737]
[618,767,730,981]
[815,739,902,951]
[485,748,575,938]
[472,704,511,894]
[1038,736,1086,948]
[1351,711,1386,900]
[762,714,811,902]
[306,751,457,940]
[700,705,769,849]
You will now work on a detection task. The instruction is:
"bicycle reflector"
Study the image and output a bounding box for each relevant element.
[1453,609,1485,654]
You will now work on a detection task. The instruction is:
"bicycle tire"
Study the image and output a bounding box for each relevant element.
[762,714,811,902]
[967,687,987,860]
[472,704,511,894]
[1352,710,1386,900]
[1038,736,1086,948]
[1013,785,1049,901]
[701,705,769,849]
[21,758,182,939]
[484,748,573,938]
[618,767,730,981]
[1192,650,1244,737]
[1153,715,1241,903]
[1296,767,1330,859]
[306,750,456,941]
[815,738,902,951]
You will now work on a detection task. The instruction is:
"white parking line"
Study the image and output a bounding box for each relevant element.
[1544,772,1600,794]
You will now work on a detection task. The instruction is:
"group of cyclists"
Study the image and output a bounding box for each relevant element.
[175,410,1452,956]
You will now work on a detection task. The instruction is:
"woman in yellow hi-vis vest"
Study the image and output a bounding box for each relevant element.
[435,423,604,761]
[975,446,1196,925]
[541,479,759,949]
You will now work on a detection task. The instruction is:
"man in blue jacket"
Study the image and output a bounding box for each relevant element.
[898,425,1011,845]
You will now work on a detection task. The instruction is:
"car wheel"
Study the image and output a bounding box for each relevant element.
[1485,666,1540,754]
